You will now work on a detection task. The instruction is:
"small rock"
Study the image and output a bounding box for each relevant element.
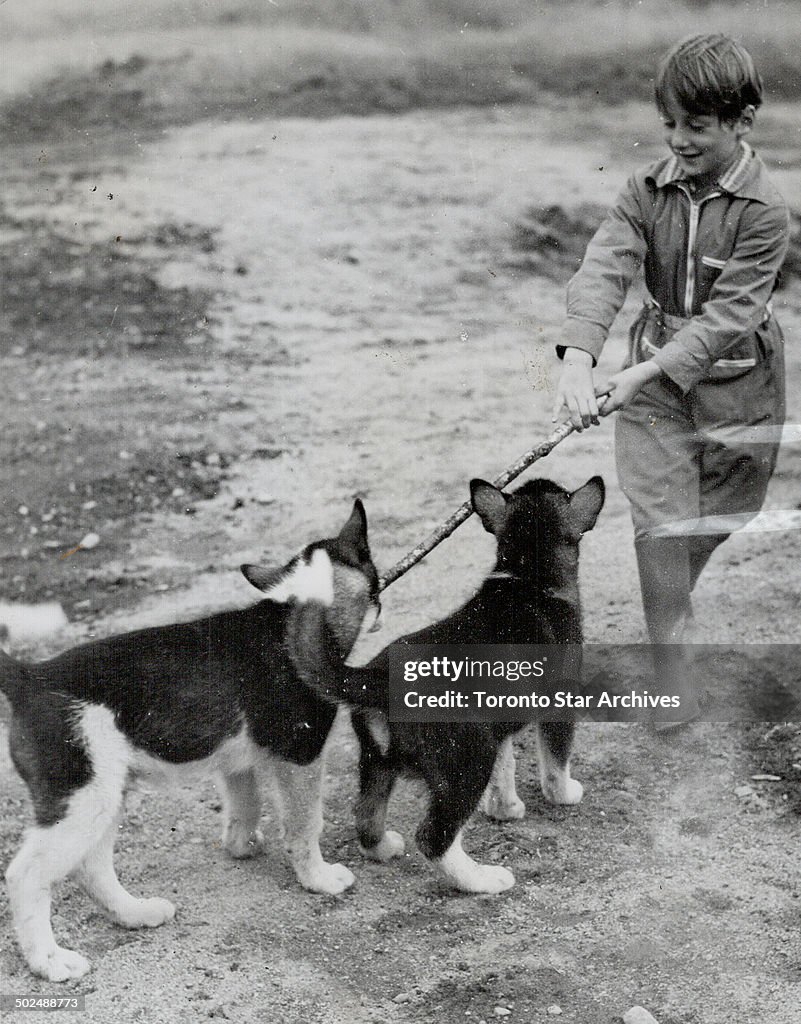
[546,1008,562,1017]
[750,774,781,782]
[735,785,754,799]
[254,494,276,505]
[18,506,29,517]
[80,533,100,550]
[622,1007,659,1024]
[393,993,411,1004]
[494,1009,511,1018]
[81,500,98,511]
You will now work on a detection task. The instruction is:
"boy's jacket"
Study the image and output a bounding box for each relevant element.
[560,141,790,393]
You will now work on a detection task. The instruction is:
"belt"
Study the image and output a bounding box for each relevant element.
[639,295,772,375]
[644,295,772,330]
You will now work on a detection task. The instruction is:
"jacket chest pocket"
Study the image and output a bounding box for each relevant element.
[695,253,726,301]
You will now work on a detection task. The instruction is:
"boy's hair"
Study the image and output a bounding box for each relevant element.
[655,33,763,122]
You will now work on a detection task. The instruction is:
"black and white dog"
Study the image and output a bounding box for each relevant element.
[1,501,378,981]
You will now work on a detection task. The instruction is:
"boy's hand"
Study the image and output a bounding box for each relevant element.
[600,361,662,414]
[552,348,602,430]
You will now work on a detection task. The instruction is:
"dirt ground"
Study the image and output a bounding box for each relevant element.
[2,100,801,1023]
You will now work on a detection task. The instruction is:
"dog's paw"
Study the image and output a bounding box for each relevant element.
[360,830,405,862]
[30,945,90,983]
[455,864,515,895]
[118,896,177,929]
[482,791,526,821]
[301,861,355,896]
[543,776,583,805]
[223,825,265,859]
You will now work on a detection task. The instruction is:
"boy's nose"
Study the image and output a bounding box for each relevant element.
[669,126,689,150]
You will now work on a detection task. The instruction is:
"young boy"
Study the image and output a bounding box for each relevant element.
[551,33,789,725]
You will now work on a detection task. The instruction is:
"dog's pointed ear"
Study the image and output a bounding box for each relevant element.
[569,476,605,534]
[241,563,287,593]
[337,498,369,557]
[470,479,508,536]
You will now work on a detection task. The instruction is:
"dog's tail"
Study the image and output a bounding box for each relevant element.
[0,650,30,707]
[0,601,67,649]
[309,662,388,711]
[0,601,66,709]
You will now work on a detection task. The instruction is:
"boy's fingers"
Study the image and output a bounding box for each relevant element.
[599,393,620,416]
[567,395,599,431]
[565,396,586,431]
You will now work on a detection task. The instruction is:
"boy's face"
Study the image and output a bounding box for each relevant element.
[659,92,752,183]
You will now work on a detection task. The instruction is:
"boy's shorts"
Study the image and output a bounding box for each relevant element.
[615,313,785,540]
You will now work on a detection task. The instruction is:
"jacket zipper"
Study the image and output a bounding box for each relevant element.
[676,184,722,316]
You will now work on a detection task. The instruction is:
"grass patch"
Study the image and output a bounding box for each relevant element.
[4,3,801,138]
[0,208,214,356]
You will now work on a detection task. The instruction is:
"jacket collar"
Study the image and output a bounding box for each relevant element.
[647,141,774,203]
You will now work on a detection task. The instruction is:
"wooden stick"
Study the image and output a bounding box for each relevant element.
[378,405,607,592]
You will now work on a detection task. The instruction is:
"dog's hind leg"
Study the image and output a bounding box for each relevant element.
[481,736,525,820]
[5,780,123,982]
[435,829,514,894]
[218,768,264,859]
[418,768,514,894]
[269,755,355,895]
[6,821,92,982]
[536,721,583,804]
[75,816,176,929]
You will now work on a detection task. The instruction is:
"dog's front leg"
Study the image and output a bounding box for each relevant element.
[218,768,265,858]
[270,756,355,895]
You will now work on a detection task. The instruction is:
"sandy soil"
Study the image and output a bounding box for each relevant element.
[2,102,801,1023]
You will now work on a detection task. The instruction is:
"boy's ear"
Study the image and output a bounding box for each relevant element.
[470,479,509,536]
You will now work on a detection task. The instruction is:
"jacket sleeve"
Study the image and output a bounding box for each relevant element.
[652,200,790,392]
[558,176,648,364]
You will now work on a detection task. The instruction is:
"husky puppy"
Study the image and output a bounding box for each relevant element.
[1,501,378,982]
[296,477,604,894]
